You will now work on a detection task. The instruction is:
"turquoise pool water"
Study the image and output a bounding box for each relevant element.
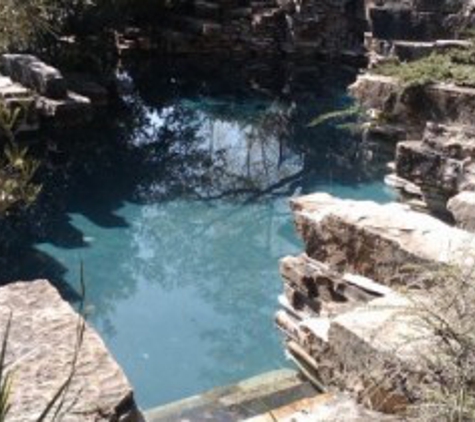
[1,60,396,408]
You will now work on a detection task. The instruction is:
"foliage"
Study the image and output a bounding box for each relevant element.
[375,49,475,88]
[0,104,41,217]
[307,104,363,128]
[404,265,475,421]
[341,263,475,421]
[0,0,54,52]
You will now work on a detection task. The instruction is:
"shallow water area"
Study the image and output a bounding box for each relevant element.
[0,59,396,408]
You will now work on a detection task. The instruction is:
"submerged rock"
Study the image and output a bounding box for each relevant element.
[0,280,143,421]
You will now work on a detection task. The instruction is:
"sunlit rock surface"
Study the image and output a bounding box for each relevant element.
[448,191,475,232]
[350,74,475,136]
[135,0,367,59]
[0,54,96,128]
[276,193,475,413]
[0,280,142,421]
[245,392,400,421]
[391,122,475,215]
[290,193,475,282]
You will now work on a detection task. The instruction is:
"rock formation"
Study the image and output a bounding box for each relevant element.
[118,0,367,60]
[0,54,108,130]
[0,279,143,421]
[349,0,475,227]
[276,193,475,414]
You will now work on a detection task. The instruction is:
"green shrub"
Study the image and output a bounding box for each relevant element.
[0,104,41,217]
[375,51,475,88]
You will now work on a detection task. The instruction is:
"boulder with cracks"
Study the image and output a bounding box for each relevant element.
[0,279,143,422]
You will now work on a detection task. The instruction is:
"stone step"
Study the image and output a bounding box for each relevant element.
[290,193,475,284]
[324,292,432,412]
[0,280,142,421]
[280,254,389,318]
[36,90,92,126]
[144,369,317,422]
[394,122,475,214]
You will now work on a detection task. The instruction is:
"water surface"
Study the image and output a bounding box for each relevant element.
[0,59,395,408]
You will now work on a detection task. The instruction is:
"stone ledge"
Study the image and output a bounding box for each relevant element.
[290,193,475,284]
[0,280,143,421]
[350,74,475,135]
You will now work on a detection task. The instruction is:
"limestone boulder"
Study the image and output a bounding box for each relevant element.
[350,74,475,136]
[290,193,475,284]
[1,55,67,99]
[448,191,475,232]
[0,280,143,422]
[393,122,475,214]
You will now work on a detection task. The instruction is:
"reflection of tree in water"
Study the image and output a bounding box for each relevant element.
[129,100,301,202]
[126,198,300,384]
[0,73,304,326]
[0,59,394,344]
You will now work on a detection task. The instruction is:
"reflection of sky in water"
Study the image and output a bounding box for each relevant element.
[15,66,397,409]
[36,198,301,407]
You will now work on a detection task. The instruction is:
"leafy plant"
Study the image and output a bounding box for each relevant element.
[403,265,475,421]
[0,0,54,52]
[307,104,363,128]
[375,49,475,89]
[0,103,42,216]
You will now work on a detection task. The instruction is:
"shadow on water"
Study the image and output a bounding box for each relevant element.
[0,58,396,406]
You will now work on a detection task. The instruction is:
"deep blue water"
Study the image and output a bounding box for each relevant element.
[0,60,396,408]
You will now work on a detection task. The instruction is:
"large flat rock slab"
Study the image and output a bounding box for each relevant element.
[0,280,142,421]
[290,193,475,284]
